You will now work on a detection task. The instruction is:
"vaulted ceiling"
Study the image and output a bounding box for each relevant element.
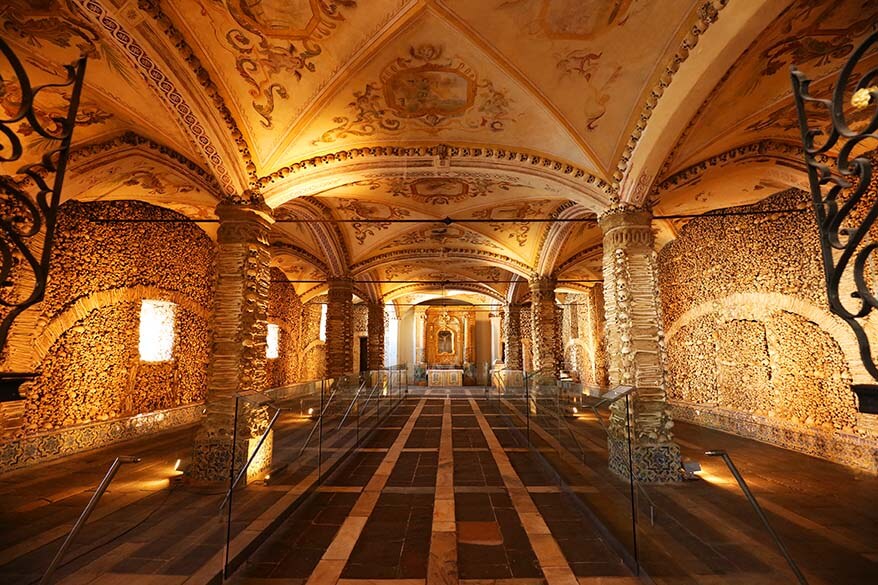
[1,0,874,306]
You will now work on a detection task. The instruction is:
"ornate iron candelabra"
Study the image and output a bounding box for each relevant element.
[0,37,86,381]
[791,31,878,413]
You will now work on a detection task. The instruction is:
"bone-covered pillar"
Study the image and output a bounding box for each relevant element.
[367,302,385,370]
[529,276,560,377]
[325,277,354,377]
[600,207,681,482]
[191,197,273,484]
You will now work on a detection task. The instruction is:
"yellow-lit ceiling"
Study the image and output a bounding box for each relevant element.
[1,0,874,305]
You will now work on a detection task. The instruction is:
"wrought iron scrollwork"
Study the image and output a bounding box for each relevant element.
[791,31,878,413]
[0,39,86,350]
[0,38,86,357]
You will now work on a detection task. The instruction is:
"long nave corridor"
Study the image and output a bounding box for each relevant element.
[3,1,878,583]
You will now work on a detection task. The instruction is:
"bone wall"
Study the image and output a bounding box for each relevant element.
[658,189,877,471]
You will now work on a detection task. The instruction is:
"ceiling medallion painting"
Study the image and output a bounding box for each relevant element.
[472,199,554,247]
[336,198,410,244]
[220,0,357,128]
[384,175,521,205]
[381,224,502,250]
[314,45,513,144]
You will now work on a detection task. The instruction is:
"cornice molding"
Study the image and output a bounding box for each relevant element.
[382,282,505,304]
[351,247,534,277]
[137,0,258,185]
[653,139,810,194]
[613,0,730,189]
[69,131,220,191]
[257,143,614,199]
[270,241,330,276]
[555,244,603,276]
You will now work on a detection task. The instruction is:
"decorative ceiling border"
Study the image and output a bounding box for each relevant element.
[653,139,810,194]
[613,0,730,188]
[137,0,257,185]
[70,0,240,197]
[257,143,614,199]
[351,247,534,278]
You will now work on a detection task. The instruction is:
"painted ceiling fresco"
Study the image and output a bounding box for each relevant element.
[1,0,870,306]
[664,0,878,174]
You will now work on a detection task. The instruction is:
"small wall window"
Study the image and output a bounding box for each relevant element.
[139,300,176,362]
[266,323,280,359]
[319,304,327,342]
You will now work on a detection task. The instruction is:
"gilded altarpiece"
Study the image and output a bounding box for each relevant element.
[424,307,475,366]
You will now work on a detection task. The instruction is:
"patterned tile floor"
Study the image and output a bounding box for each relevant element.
[0,387,875,585]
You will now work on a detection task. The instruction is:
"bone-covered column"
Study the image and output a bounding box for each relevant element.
[600,208,681,482]
[191,197,273,484]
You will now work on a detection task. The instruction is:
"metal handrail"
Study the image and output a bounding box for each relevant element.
[296,377,346,458]
[706,450,809,585]
[219,408,283,512]
[337,378,369,430]
[358,376,383,416]
[40,456,141,585]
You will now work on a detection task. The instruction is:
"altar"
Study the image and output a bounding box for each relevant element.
[428,369,463,387]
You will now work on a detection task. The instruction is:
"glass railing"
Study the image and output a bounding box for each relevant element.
[485,374,809,584]
[220,368,407,579]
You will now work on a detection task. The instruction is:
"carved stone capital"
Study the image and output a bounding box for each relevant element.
[599,208,654,250]
[216,199,274,245]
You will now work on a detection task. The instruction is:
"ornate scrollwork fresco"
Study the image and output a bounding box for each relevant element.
[314,45,514,144]
[219,0,357,128]
[335,198,410,244]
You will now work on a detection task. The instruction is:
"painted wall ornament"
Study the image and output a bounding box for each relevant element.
[0,80,111,152]
[381,224,502,250]
[472,199,553,246]
[791,29,878,413]
[335,198,410,244]
[385,175,521,205]
[557,50,621,131]
[219,0,357,128]
[314,45,513,144]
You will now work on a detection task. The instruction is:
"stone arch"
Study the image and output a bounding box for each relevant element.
[665,292,871,387]
[32,286,211,366]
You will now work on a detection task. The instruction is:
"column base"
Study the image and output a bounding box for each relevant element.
[189,429,274,487]
[608,436,682,483]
